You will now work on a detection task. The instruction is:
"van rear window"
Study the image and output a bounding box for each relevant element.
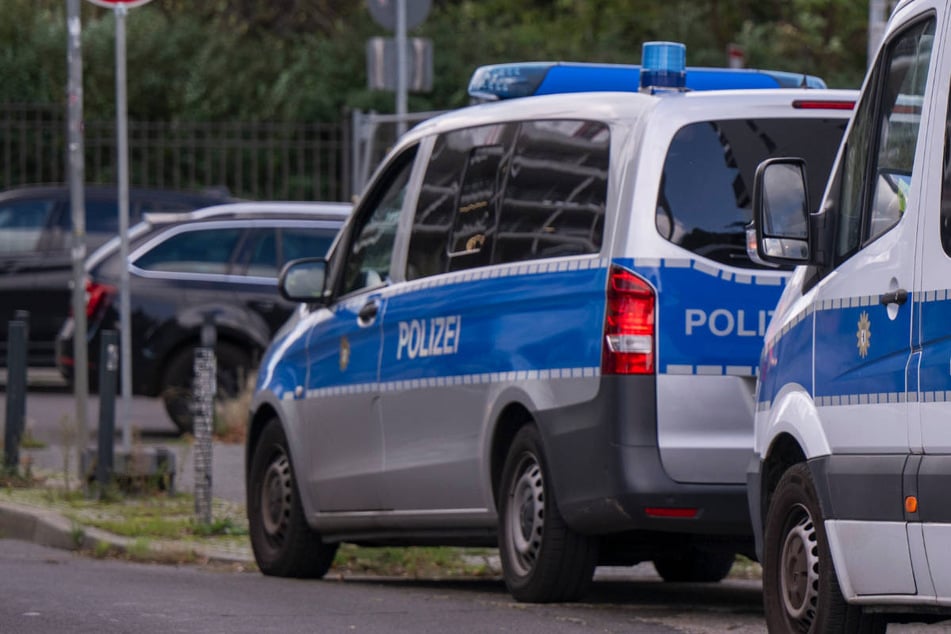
[656,118,847,268]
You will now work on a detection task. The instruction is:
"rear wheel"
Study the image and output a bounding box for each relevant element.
[161,341,252,435]
[763,463,885,633]
[498,425,597,603]
[247,419,338,578]
[652,548,735,583]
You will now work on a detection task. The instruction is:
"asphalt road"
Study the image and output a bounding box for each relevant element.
[4,380,951,632]
[1,540,765,634]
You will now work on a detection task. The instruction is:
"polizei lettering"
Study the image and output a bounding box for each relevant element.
[397,315,462,360]
[684,308,773,337]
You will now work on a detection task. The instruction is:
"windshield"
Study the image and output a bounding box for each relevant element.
[656,117,848,268]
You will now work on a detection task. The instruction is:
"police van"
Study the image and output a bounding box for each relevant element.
[245,43,856,602]
[749,0,951,630]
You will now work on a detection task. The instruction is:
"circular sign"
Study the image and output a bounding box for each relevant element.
[85,0,154,8]
[367,0,431,31]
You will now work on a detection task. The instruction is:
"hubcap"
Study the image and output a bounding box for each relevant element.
[780,503,820,628]
[260,451,293,543]
[506,454,545,577]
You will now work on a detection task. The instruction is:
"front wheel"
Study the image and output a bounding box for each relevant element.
[247,419,338,578]
[498,424,597,603]
[763,463,885,633]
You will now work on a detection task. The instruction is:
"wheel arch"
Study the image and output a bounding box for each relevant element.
[489,402,535,510]
[761,432,807,525]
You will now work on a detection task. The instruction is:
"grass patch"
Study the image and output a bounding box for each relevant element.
[332,544,499,579]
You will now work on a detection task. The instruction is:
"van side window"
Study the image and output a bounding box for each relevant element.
[834,17,934,263]
[495,120,608,264]
[407,124,515,280]
[448,144,507,272]
[340,147,416,296]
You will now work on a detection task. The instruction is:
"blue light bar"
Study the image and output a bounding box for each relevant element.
[467,62,827,101]
[640,41,686,91]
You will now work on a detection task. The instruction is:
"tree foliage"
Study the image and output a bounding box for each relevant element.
[0,0,873,123]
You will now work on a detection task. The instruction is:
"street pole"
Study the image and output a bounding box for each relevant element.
[114,4,133,451]
[67,0,90,473]
[868,0,887,68]
[395,0,408,138]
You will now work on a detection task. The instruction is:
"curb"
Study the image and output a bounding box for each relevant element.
[0,499,254,567]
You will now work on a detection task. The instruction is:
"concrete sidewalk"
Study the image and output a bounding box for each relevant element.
[0,495,255,568]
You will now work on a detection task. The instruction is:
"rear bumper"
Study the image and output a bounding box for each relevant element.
[541,376,753,539]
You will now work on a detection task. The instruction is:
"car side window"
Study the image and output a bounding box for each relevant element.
[834,16,935,264]
[340,148,416,296]
[0,199,55,255]
[133,227,243,275]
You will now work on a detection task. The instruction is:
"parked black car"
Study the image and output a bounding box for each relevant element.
[56,201,351,434]
[0,184,236,368]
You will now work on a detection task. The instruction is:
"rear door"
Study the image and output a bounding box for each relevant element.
[650,113,850,484]
[377,119,610,513]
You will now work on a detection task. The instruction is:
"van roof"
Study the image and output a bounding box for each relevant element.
[404,88,858,147]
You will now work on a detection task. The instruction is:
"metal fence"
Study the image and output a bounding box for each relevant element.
[1,103,352,202]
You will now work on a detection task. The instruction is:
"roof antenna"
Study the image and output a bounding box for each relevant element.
[800,74,809,88]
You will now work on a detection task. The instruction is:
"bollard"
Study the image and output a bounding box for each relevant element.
[193,315,216,524]
[96,330,119,492]
[3,318,27,473]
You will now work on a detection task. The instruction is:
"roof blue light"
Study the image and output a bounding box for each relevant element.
[640,41,686,92]
[467,62,827,102]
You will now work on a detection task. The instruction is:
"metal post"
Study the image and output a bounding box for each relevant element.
[3,319,27,473]
[66,0,90,479]
[395,0,408,138]
[193,315,216,524]
[868,0,887,68]
[96,330,118,492]
[114,4,134,452]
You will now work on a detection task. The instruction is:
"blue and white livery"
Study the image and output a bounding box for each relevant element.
[245,43,856,604]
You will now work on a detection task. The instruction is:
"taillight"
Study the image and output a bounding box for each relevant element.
[85,279,116,318]
[602,265,655,375]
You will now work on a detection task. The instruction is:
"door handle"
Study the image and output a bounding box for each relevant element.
[879,288,908,306]
[358,301,379,323]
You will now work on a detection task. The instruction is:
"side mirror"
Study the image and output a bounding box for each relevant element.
[279,258,329,304]
[752,158,811,266]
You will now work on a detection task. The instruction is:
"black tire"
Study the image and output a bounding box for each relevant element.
[161,341,252,435]
[497,425,598,603]
[763,463,886,633]
[247,418,338,578]
[653,548,735,583]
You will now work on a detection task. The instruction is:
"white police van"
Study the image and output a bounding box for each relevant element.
[749,0,951,630]
[246,42,856,602]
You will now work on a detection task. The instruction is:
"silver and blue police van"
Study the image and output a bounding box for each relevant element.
[245,42,856,603]
[749,0,951,630]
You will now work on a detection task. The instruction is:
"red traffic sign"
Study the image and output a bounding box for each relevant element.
[85,0,153,8]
